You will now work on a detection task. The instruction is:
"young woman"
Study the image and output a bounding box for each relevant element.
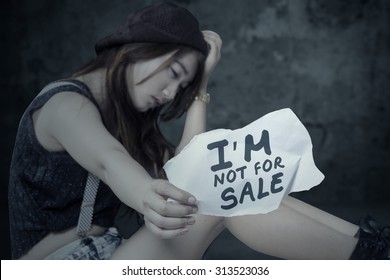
[8,3,388,260]
[8,2,220,259]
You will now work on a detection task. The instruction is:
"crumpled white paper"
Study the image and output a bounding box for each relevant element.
[163,108,324,217]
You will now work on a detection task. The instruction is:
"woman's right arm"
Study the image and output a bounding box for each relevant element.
[36,91,197,238]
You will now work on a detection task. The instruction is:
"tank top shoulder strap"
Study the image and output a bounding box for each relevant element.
[29,79,100,112]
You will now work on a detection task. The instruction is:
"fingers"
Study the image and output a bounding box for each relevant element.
[144,219,190,239]
[151,179,197,206]
[201,30,222,74]
[202,30,222,54]
[144,206,196,238]
[202,30,222,46]
[145,188,197,217]
[146,205,196,229]
[142,179,198,239]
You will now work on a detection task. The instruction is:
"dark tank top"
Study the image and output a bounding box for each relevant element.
[8,79,121,259]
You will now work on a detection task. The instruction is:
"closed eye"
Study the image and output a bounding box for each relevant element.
[169,66,179,78]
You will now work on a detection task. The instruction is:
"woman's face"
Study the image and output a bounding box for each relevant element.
[129,51,199,112]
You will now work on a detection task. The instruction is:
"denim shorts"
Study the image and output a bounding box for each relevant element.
[45,227,125,260]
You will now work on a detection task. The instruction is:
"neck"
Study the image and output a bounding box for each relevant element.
[74,69,107,107]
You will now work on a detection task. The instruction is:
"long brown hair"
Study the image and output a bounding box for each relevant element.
[72,43,206,177]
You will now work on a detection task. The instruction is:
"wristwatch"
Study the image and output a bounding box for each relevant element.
[194,92,210,104]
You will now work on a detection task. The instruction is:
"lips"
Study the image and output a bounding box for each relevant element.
[152,97,164,107]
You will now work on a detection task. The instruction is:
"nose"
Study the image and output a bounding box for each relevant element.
[162,84,180,101]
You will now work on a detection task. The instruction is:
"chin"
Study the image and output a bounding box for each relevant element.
[138,105,151,113]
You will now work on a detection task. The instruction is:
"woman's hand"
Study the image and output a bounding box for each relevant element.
[142,179,198,238]
[200,30,222,90]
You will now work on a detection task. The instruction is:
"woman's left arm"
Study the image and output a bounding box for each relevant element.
[175,31,222,154]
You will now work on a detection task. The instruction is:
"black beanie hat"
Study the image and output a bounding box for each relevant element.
[95,2,208,55]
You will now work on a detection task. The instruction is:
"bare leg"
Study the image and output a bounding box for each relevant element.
[225,196,359,259]
[111,196,359,259]
[111,214,224,259]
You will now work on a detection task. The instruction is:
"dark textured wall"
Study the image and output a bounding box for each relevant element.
[1,0,389,259]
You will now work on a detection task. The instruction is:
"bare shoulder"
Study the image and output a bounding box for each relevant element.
[32,88,130,183]
[33,91,102,152]
[45,91,99,116]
